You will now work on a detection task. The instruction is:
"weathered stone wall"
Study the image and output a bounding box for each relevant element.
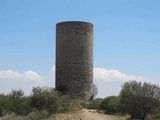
[56,21,93,100]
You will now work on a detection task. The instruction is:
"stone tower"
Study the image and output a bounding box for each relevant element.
[56,21,93,100]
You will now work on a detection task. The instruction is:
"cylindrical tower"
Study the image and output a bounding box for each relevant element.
[56,21,93,100]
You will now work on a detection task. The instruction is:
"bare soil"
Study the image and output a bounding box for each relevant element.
[49,109,129,120]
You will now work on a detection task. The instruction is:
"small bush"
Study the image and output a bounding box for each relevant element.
[0,90,32,116]
[31,87,70,114]
[0,87,80,117]
[83,98,103,109]
[100,96,121,114]
[0,94,8,115]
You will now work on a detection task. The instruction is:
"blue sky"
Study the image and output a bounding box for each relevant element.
[0,0,160,97]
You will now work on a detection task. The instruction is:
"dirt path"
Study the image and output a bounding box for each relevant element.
[50,109,128,120]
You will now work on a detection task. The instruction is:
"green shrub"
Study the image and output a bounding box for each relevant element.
[0,87,73,117]
[100,96,121,114]
[31,87,70,114]
[83,98,103,109]
[8,90,32,115]
[120,81,160,120]
[0,90,32,116]
[0,94,8,115]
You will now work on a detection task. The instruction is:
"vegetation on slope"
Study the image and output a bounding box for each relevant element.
[0,81,160,120]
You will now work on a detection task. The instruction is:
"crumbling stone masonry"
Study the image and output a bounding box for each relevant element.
[56,21,93,100]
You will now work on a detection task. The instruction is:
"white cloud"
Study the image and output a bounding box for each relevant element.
[0,66,151,98]
[0,70,44,95]
[93,67,150,98]
[94,67,149,82]
[0,70,23,79]
[0,70,42,81]
[24,71,42,81]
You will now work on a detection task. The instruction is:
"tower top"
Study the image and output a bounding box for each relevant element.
[56,21,93,26]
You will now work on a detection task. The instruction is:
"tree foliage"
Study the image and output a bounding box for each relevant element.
[120,81,160,120]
